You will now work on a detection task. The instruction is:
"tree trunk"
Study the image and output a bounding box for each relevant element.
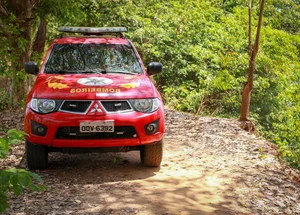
[32,19,47,56]
[27,19,47,93]
[240,0,265,121]
[240,61,255,120]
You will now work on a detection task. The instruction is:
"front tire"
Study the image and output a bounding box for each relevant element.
[140,140,163,167]
[25,139,48,170]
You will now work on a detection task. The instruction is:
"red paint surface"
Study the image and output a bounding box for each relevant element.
[29,74,157,100]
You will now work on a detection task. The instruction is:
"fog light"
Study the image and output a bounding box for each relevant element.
[144,119,160,135]
[147,124,157,133]
[31,120,48,137]
[37,127,45,133]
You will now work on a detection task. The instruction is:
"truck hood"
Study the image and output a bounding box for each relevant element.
[32,74,157,100]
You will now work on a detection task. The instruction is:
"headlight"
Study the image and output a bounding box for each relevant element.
[30,98,62,113]
[129,98,160,113]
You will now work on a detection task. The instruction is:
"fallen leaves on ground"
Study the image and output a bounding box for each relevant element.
[0,109,299,215]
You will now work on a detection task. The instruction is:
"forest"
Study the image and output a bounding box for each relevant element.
[0,0,299,170]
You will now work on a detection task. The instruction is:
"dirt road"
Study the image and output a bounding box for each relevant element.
[1,110,300,214]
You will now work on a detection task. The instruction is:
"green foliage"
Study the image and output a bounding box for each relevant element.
[74,0,299,168]
[269,79,300,168]
[0,129,26,158]
[0,0,89,108]
[0,130,44,213]
[0,169,45,212]
[264,0,300,34]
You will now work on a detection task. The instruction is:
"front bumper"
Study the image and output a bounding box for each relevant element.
[24,108,164,148]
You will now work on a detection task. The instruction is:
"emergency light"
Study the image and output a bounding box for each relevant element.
[58,27,127,35]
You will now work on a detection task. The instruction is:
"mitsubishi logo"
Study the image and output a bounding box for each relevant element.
[87,101,105,116]
[90,103,102,113]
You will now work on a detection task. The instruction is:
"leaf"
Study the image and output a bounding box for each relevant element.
[37,185,46,192]
[29,172,44,183]
[0,137,9,151]
[28,184,39,192]
[20,174,31,186]
[11,175,22,196]
[0,196,9,213]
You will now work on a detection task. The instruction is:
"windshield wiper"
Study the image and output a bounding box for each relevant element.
[105,70,137,75]
[80,69,107,74]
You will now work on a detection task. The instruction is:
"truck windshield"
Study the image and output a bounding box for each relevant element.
[44,44,143,74]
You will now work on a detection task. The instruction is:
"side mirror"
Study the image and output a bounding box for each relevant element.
[25,61,39,75]
[147,62,162,76]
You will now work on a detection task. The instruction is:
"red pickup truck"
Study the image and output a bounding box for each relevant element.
[24,27,164,170]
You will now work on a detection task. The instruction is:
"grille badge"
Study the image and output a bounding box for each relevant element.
[87,101,105,116]
[90,103,102,113]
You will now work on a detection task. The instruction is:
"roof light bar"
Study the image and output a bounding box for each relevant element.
[58,27,127,34]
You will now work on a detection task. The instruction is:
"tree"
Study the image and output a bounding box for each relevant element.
[240,0,265,122]
[0,0,85,107]
[0,0,37,105]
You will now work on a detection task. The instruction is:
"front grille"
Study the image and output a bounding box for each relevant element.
[101,101,132,112]
[60,101,91,113]
[55,126,137,139]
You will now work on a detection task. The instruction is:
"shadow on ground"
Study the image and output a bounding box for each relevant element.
[11,147,252,215]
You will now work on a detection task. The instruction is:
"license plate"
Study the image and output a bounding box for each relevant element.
[80,121,114,133]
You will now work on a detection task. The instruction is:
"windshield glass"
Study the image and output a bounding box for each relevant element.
[44,44,143,74]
